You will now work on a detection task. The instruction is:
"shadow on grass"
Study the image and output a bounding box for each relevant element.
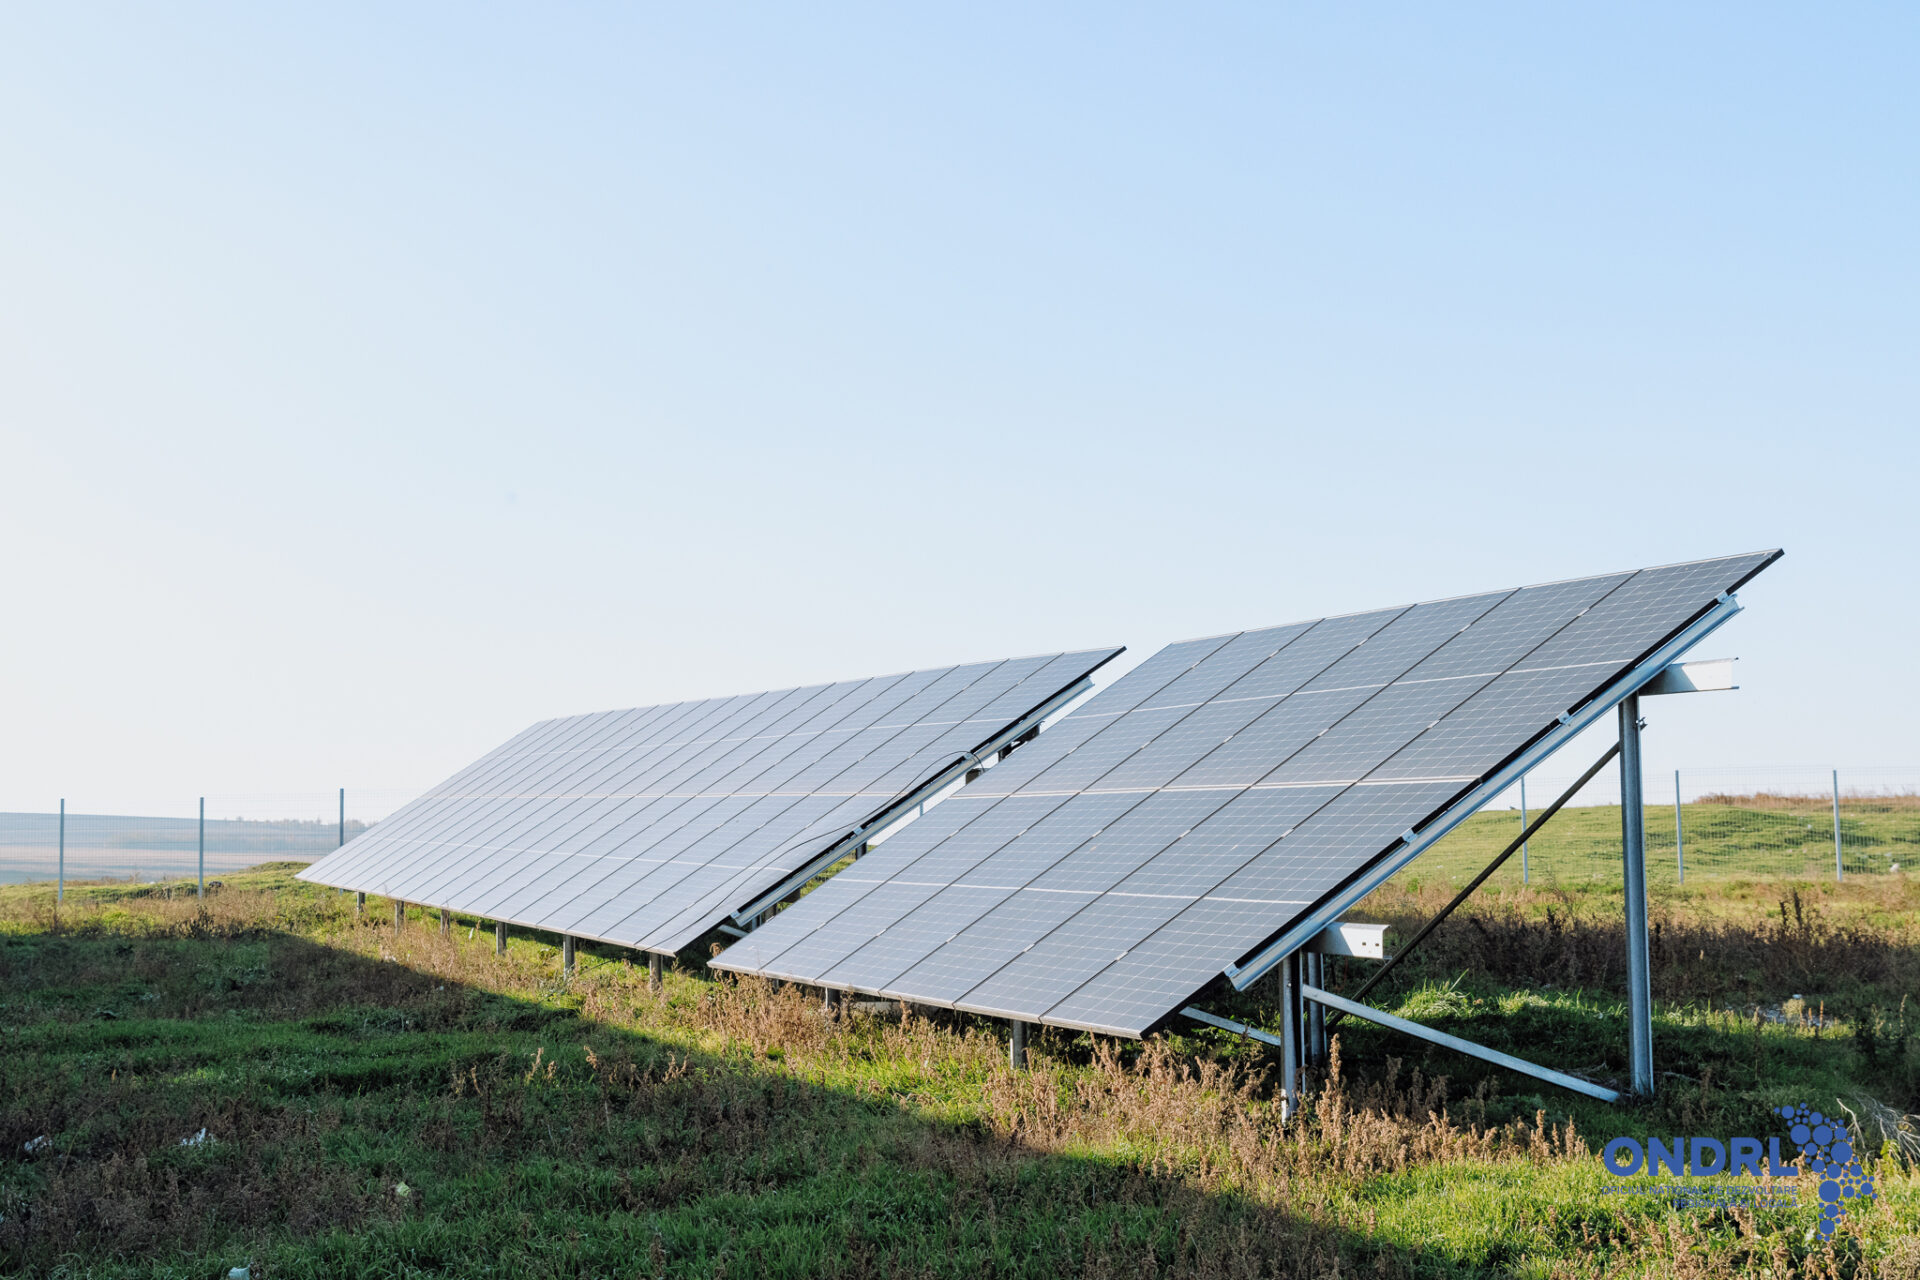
[0,910,1416,1280]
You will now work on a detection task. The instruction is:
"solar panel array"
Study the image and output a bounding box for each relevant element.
[297,648,1123,954]
[712,552,1781,1037]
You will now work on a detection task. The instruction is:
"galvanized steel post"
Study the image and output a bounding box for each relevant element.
[1279,953,1301,1119]
[495,921,507,954]
[651,952,665,992]
[562,935,576,976]
[1009,1019,1027,1070]
[394,899,405,929]
[1619,698,1654,1098]
[440,907,451,937]
[1304,952,1327,1067]
[355,891,365,914]
[1832,770,1843,881]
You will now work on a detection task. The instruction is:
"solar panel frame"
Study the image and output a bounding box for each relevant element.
[712,552,1783,1038]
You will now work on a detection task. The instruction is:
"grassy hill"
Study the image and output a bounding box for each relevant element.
[0,866,1914,1278]
[1401,794,1919,889]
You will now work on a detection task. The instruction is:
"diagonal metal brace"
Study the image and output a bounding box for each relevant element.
[1327,741,1622,1025]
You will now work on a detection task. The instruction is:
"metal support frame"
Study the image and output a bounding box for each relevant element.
[496,920,507,954]
[1304,953,1328,1067]
[821,985,838,1013]
[1638,658,1736,696]
[1227,593,1742,992]
[356,891,366,915]
[732,675,1100,929]
[562,935,576,976]
[1181,995,1305,1119]
[1009,1019,1028,1069]
[393,899,405,929]
[651,952,665,991]
[1190,624,1751,1107]
[1620,696,1655,1098]
[440,907,451,938]
[1184,983,1623,1107]
[1182,1005,1284,1050]
[1176,598,1756,1113]
[1279,955,1301,1116]
[1306,922,1387,958]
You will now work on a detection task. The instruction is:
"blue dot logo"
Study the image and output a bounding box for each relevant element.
[1776,1103,1877,1239]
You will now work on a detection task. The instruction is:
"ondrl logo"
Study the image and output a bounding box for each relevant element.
[1600,1103,1878,1239]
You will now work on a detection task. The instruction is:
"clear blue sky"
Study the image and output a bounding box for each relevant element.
[2,5,1914,815]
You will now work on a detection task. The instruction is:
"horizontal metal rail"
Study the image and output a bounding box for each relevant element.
[1302,983,1623,1103]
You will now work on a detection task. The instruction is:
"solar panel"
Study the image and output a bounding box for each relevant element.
[296,648,1124,954]
[711,552,1781,1037]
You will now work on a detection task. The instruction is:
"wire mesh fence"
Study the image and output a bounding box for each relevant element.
[1417,766,1920,890]
[0,791,420,887]
[4,767,1914,893]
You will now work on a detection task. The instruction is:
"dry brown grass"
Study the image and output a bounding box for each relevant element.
[4,879,1916,1277]
[1695,792,1920,812]
[1352,877,1920,1002]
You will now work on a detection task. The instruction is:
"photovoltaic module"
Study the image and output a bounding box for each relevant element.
[711,552,1781,1037]
[297,647,1123,955]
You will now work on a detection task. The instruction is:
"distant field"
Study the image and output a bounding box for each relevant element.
[0,863,1914,1277]
[1402,794,1919,890]
[0,812,369,885]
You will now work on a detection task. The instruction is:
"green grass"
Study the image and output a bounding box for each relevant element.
[1402,796,1919,889]
[0,867,1915,1278]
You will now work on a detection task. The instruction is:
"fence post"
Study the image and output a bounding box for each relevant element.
[1674,769,1684,886]
[57,799,65,906]
[1832,769,1843,882]
[197,797,205,899]
[1519,776,1529,885]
